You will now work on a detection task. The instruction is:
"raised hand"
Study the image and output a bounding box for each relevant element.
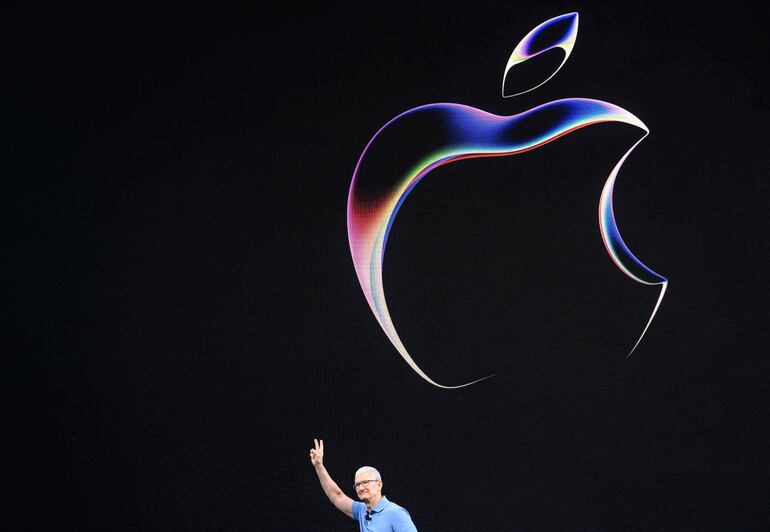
[309,438,324,467]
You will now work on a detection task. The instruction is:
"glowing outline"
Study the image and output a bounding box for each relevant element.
[502,12,579,97]
[347,13,667,387]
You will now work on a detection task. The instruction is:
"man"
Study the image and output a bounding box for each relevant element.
[309,438,418,531]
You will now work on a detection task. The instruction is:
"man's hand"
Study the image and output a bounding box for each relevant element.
[309,438,324,467]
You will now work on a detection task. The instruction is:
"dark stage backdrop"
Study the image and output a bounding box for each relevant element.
[6,2,769,530]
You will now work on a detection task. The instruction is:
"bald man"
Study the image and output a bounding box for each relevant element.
[309,439,418,531]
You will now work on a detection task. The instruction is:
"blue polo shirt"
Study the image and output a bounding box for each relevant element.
[351,495,417,531]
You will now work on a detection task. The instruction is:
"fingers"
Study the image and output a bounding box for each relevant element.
[311,438,324,461]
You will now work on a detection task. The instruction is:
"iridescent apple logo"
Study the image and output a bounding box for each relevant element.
[347,13,667,388]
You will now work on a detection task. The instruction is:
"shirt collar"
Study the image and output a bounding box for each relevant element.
[370,495,389,513]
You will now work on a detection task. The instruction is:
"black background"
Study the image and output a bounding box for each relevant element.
[6,1,769,529]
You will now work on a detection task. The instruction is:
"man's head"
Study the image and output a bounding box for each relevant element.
[353,466,383,504]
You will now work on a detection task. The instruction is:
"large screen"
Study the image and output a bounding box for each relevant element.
[8,2,769,529]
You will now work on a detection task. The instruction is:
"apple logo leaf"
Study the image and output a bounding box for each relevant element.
[502,12,579,97]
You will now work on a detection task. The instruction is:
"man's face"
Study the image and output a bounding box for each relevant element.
[353,473,382,503]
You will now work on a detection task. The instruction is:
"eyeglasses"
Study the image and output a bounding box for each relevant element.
[353,479,379,489]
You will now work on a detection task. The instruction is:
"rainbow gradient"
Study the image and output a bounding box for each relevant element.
[347,14,667,388]
[503,12,579,97]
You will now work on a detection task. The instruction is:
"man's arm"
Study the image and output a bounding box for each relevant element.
[309,439,354,518]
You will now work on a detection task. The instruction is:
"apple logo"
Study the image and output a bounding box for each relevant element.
[347,12,667,388]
